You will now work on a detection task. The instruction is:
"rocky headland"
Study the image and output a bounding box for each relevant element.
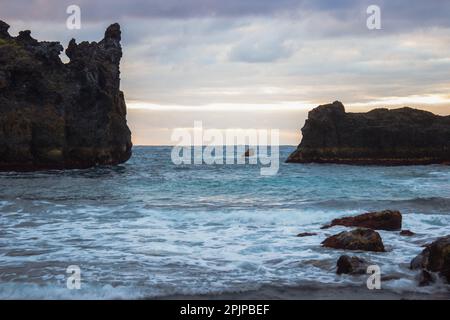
[0,20,132,171]
[287,101,450,165]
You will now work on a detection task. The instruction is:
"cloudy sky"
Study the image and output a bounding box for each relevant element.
[1,0,450,144]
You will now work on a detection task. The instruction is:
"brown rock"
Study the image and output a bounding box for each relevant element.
[323,210,402,231]
[322,228,385,252]
[400,230,415,236]
[417,270,435,287]
[296,232,317,237]
[336,255,369,275]
[410,235,450,283]
[244,148,254,157]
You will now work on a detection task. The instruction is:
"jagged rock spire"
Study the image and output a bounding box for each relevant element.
[105,23,121,41]
[0,20,10,38]
[0,21,131,171]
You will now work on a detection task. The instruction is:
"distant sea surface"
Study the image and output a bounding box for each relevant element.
[0,146,449,299]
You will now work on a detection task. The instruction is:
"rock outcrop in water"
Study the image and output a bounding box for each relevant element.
[0,20,132,171]
[286,101,450,165]
[336,255,369,275]
[410,235,450,284]
[400,230,415,237]
[322,210,402,231]
[322,228,385,252]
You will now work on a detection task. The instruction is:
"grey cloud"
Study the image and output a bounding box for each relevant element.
[0,0,302,21]
[228,37,295,63]
[1,0,450,32]
[2,0,450,109]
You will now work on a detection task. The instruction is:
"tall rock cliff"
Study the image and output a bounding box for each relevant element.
[0,20,132,171]
[287,101,450,165]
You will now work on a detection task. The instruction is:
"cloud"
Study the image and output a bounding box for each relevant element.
[3,2,450,107]
[227,26,296,63]
[2,0,450,145]
[2,0,450,32]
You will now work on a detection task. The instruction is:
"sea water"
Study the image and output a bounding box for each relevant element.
[0,146,449,299]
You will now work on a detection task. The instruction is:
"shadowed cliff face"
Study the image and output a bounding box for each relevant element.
[0,20,132,171]
[287,101,450,165]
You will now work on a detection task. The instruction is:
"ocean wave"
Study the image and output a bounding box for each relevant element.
[310,197,450,214]
[0,283,146,300]
[1,147,450,299]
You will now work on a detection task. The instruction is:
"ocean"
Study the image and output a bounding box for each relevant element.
[0,146,449,299]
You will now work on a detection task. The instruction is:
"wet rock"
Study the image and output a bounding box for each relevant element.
[417,270,435,287]
[244,148,255,157]
[286,101,450,165]
[400,230,415,237]
[336,255,369,275]
[0,20,132,171]
[410,251,428,270]
[0,20,10,38]
[296,232,317,237]
[323,210,402,231]
[322,228,385,252]
[410,235,450,283]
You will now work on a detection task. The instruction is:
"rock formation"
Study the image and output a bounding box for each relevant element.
[410,235,450,283]
[322,228,385,252]
[399,230,415,237]
[321,210,402,231]
[296,232,317,237]
[0,20,132,171]
[287,101,450,165]
[416,270,435,287]
[336,255,369,275]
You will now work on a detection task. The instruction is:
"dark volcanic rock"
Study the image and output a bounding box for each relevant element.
[336,255,369,275]
[244,148,254,157]
[322,228,385,252]
[400,230,415,237]
[286,101,450,165]
[296,232,317,237]
[322,210,402,231]
[410,235,450,283]
[417,270,435,287]
[0,20,132,171]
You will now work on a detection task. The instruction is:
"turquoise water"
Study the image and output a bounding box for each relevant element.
[0,146,449,298]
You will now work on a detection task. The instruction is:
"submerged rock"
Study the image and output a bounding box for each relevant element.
[400,230,415,237]
[0,20,132,171]
[322,228,385,252]
[410,235,450,283]
[286,101,450,165]
[336,255,369,275]
[322,210,402,231]
[244,148,255,157]
[296,232,317,237]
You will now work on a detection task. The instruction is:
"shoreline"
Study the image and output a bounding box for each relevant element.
[157,283,450,300]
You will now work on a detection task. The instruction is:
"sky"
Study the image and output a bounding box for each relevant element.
[1,0,450,145]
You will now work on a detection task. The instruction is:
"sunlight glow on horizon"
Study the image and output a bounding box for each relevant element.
[127,94,450,113]
[126,101,316,111]
[127,94,450,146]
